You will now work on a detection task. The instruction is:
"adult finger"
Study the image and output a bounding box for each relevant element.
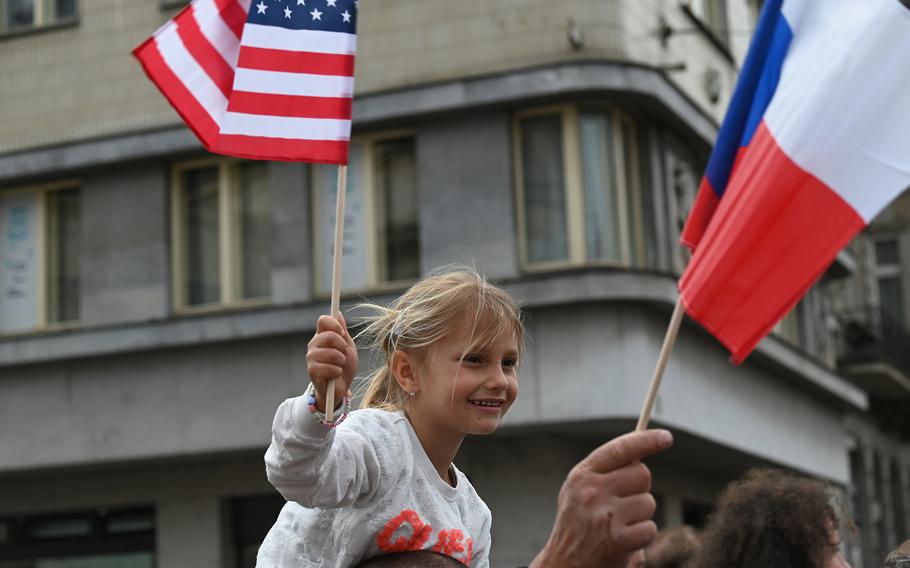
[612,493,657,527]
[606,462,652,497]
[582,430,673,473]
[615,520,658,552]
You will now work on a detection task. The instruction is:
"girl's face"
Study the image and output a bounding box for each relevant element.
[411,317,519,437]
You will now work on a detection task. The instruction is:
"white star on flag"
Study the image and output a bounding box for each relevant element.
[326,0,337,6]
[284,5,292,17]
[310,7,322,19]
[256,1,267,13]
[296,0,305,4]
[341,9,351,22]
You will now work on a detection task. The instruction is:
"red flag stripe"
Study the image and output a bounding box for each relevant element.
[679,122,865,363]
[174,9,235,99]
[226,91,352,120]
[134,42,220,149]
[214,0,247,40]
[215,133,349,164]
[237,46,356,76]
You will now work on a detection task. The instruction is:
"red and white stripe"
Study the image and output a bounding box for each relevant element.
[134,0,355,164]
[680,0,910,363]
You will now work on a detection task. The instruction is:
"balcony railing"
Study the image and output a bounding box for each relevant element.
[837,305,910,377]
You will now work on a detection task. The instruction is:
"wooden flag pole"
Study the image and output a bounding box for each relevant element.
[325,165,348,422]
[635,297,685,431]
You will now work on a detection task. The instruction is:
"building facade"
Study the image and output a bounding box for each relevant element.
[0,1,907,567]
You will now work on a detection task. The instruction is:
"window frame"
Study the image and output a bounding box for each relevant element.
[513,104,645,273]
[170,157,272,314]
[0,0,78,37]
[678,0,734,62]
[0,180,80,336]
[310,129,419,298]
[873,234,909,329]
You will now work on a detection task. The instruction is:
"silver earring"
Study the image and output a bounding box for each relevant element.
[408,391,416,398]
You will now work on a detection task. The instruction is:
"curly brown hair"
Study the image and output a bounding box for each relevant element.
[691,468,842,568]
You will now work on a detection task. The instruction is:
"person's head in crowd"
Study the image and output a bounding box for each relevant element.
[692,468,851,568]
[626,549,646,568]
[646,525,700,568]
[356,551,465,567]
[882,539,910,568]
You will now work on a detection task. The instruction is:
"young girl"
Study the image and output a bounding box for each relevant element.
[256,268,523,567]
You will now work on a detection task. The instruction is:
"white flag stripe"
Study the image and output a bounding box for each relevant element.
[233,68,354,98]
[221,112,352,140]
[766,0,910,223]
[155,26,229,124]
[192,0,241,68]
[240,23,357,55]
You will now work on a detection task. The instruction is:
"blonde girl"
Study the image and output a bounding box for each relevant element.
[256,268,523,567]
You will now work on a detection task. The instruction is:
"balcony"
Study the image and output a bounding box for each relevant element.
[837,305,910,433]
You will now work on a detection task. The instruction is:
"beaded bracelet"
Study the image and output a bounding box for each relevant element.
[305,383,351,428]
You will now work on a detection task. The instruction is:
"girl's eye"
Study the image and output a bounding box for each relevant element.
[462,355,482,364]
[502,358,517,368]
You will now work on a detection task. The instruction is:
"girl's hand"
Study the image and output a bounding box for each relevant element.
[306,313,358,412]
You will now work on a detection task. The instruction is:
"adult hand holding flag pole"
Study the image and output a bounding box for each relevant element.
[638,0,910,430]
[133,0,360,420]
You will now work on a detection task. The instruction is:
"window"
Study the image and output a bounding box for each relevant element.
[875,237,906,338]
[0,0,76,34]
[311,133,419,294]
[0,507,153,567]
[228,495,285,568]
[683,0,729,47]
[0,183,80,334]
[515,105,644,270]
[171,159,271,311]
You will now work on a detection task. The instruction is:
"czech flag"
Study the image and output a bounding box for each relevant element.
[679,0,910,363]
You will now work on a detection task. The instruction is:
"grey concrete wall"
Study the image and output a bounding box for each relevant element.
[417,112,518,279]
[505,302,853,483]
[0,335,310,473]
[80,162,169,326]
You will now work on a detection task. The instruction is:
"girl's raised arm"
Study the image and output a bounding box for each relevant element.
[265,396,402,509]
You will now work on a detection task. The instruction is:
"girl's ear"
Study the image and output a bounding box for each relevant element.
[390,350,419,395]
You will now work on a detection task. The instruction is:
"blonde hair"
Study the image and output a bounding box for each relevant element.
[355,267,524,411]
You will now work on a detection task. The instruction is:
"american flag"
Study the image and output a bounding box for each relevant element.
[134,0,358,164]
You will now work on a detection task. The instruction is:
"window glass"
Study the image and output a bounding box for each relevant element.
[46,188,80,324]
[878,276,904,327]
[230,495,285,568]
[620,120,643,265]
[0,193,40,332]
[181,167,221,307]
[375,137,419,282]
[234,162,271,300]
[54,0,75,19]
[520,114,568,264]
[875,239,899,265]
[35,553,153,568]
[5,0,34,29]
[313,144,369,292]
[579,111,621,263]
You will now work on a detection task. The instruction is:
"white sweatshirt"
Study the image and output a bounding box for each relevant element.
[256,395,492,567]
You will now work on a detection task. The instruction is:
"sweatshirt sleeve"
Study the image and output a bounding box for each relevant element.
[264,394,402,509]
[471,506,493,568]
